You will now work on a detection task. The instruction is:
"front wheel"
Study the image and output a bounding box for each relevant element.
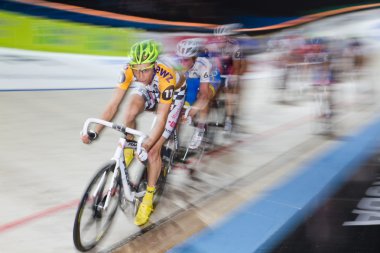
[73,161,121,252]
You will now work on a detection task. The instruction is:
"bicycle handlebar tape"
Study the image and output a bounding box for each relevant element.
[88,130,98,141]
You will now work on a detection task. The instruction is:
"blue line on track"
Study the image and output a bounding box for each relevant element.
[169,116,380,253]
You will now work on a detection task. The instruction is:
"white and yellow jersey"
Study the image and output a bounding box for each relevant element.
[118,56,184,105]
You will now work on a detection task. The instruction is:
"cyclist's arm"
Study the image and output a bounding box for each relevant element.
[188,59,212,118]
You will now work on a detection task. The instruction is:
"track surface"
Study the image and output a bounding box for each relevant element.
[1,11,380,253]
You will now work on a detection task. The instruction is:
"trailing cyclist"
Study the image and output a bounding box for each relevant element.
[176,38,221,149]
[81,39,186,226]
[207,23,246,132]
[304,37,335,134]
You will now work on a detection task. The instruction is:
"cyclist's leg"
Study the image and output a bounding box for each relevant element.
[149,88,185,180]
[134,136,167,226]
[122,83,157,226]
[188,82,213,149]
[122,88,151,170]
[197,83,216,125]
[224,76,239,132]
[135,85,185,226]
[202,83,217,119]
[146,137,165,188]
[124,83,154,130]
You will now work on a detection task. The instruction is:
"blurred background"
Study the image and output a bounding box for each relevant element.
[2,0,380,253]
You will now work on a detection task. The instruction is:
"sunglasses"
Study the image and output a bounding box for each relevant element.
[130,63,155,72]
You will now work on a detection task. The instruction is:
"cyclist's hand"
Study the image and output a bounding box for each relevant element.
[182,106,192,125]
[137,147,148,162]
[81,134,91,144]
[80,130,98,144]
[227,75,238,87]
[182,115,192,125]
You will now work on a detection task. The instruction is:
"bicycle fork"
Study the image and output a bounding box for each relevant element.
[115,138,137,203]
[94,138,136,213]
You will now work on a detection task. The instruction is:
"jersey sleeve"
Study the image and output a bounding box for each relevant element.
[199,58,212,83]
[156,63,176,104]
[118,64,134,90]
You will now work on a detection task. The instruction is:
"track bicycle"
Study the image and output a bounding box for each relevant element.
[174,74,231,168]
[174,97,227,173]
[73,118,175,252]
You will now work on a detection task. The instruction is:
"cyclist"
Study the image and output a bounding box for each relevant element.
[304,37,335,134]
[343,38,367,84]
[176,38,221,149]
[207,23,245,132]
[304,37,332,89]
[81,40,186,226]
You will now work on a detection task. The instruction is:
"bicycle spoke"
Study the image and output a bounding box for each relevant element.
[73,162,121,251]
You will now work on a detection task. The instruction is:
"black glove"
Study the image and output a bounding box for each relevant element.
[88,130,98,141]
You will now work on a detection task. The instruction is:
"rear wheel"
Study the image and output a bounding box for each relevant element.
[73,161,120,252]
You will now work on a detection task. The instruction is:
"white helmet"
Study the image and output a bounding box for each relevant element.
[176,38,204,58]
[214,23,241,36]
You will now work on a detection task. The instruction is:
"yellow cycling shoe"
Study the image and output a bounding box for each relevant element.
[134,201,154,226]
[135,186,155,226]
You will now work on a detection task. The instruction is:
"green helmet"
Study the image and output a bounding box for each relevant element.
[129,40,159,65]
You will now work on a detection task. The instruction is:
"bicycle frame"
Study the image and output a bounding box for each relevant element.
[82,118,147,209]
[177,96,226,162]
[74,116,177,252]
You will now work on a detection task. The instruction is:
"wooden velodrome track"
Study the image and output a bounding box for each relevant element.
[1,11,380,253]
